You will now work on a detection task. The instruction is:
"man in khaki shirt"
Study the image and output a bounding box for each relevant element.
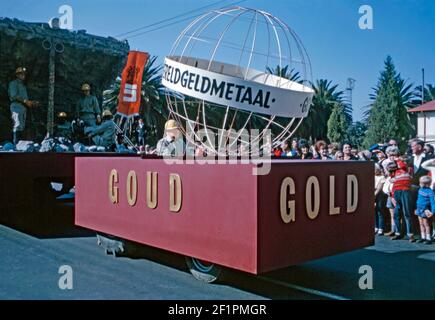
[76,83,101,127]
[8,67,39,144]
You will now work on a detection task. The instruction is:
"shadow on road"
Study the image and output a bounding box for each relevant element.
[114,238,435,300]
[0,202,94,239]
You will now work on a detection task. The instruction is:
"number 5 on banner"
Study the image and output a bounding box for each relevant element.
[123,83,137,103]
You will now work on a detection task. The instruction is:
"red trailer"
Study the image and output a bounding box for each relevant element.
[0,152,137,235]
[75,157,374,282]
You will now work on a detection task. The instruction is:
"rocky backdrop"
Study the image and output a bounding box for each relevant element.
[0,18,129,142]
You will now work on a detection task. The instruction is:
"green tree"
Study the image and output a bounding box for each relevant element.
[327,104,349,143]
[412,84,435,105]
[363,56,414,149]
[346,121,367,149]
[297,79,346,141]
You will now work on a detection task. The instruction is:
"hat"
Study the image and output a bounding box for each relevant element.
[102,109,112,117]
[15,67,26,74]
[81,83,91,91]
[164,119,179,131]
[57,111,67,118]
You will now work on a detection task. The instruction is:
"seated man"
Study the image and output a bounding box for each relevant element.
[84,110,116,150]
[53,112,73,140]
[156,119,185,157]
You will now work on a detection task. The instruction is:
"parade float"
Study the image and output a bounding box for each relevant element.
[0,7,373,283]
[0,17,132,232]
[73,7,374,282]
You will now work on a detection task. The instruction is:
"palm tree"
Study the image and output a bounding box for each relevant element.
[266,65,301,82]
[363,69,415,125]
[103,55,168,145]
[412,84,435,105]
[297,79,346,141]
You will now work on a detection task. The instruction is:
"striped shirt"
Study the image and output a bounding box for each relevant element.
[391,160,411,193]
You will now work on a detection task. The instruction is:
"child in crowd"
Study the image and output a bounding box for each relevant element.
[335,151,344,160]
[415,175,435,244]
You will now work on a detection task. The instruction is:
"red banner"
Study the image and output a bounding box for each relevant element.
[117,51,149,117]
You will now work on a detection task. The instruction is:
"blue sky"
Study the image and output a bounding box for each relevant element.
[1,0,434,121]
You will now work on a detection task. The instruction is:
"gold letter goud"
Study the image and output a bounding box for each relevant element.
[146,171,158,209]
[169,173,182,212]
[109,169,119,204]
[126,170,137,206]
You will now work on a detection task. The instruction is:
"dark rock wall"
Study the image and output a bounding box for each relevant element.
[0,18,129,141]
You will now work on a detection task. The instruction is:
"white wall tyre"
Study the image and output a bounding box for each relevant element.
[185,257,223,283]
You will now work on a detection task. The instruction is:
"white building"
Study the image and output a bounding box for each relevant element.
[408,99,435,144]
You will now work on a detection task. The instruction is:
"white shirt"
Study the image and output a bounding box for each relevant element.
[375,175,386,189]
[413,153,424,172]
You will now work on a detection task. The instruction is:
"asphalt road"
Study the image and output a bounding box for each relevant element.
[1,215,434,300]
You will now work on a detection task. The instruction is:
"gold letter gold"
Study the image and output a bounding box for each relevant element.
[306,176,320,220]
[109,169,119,204]
[347,174,358,213]
[329,176,340,215]
[280,177,296,223]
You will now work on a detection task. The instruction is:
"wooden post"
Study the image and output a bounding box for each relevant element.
[47,41,55,136]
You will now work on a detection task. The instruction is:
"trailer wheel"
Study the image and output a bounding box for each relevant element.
[185,257,223,283]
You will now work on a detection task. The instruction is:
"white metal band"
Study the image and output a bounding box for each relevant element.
[162,56,314,118]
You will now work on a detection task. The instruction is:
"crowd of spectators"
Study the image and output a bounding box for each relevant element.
[274,137,435,244]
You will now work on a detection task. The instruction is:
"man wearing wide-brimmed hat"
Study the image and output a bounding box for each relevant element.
[156,119,185,156]
[8,67,39,144]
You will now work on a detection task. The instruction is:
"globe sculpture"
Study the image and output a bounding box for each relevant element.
[162,6,314,156]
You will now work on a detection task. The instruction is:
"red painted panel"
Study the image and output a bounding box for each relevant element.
[257,160,374,273]
[75,158,374,274]
[75,158,259,273]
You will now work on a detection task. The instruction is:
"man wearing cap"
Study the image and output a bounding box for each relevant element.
[8,67,39,144]
[156,119,185,157]
[53,112,73,140]
[84,110,116,150]
[76,83,101,127]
